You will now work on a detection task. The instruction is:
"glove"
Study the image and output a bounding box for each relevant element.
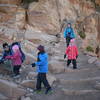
[64,54,66,59]
[76,55,78,59]
[31,63,36,67]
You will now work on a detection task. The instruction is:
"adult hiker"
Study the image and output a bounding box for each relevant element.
[63,23,76,47]
[0,43,12,64]
[32,45,52,94]
[64,39,78,69]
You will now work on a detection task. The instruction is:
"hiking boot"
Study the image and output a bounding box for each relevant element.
[45,88,52,94]
[73,67,77,69]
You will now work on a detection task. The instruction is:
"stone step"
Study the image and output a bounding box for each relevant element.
[62,89,100,98]
[0,93,9,100]
[56,68,100,80]
[58,77,100,91]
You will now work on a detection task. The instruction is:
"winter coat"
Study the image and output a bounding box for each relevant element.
[35,52,48,73]
[65,45,78,60]
[6,51,22,66]
[63,27,76,38]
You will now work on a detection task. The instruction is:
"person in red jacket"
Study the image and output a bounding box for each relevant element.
[64,39,78,69]
[6,45,22,78]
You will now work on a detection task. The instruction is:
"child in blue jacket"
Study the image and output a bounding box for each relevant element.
[64,23,76,47]
[32,45,51,94]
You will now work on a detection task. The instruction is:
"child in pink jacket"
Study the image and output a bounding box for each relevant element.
[6,45,22,77]
[64,39,78,69]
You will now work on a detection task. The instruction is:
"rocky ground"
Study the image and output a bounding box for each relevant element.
[0,0,100,100]
[0,36,100,100]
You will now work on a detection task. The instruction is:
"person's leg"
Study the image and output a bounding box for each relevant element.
[66,37,69,47]
[67,59,71,67]
[66,37,71,47]
[41,73,51,94]
[16,65,21,75]
[36,73,42,90]
[13,66,17,75]
[72,59,77,69]
[41,73,51,89]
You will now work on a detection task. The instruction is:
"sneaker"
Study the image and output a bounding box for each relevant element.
[10,74,16,77]
[13,74,20,78]
[45,88,52,94]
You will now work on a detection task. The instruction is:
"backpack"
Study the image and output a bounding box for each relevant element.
[66,27,73,38]
[11,42,26,63]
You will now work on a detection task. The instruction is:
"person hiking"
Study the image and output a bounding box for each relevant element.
[5,45,22,78]
[11,42,25,63]
[31,45,52,94]
[0,43,12,64]
[63,23,76,47]
[64,39,78,69]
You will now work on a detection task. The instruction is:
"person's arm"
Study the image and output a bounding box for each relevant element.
[35,55,47,66]
[63,28,67,38]
[6,52,18,60]
[75,46,78,58]
[66,47,69,55]
[71,28,76,38]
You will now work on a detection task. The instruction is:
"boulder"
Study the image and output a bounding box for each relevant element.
[95,60,100,67]
[0,0,22,5]
[95,0,100,6]
[0,12,14,23]
[94,83,100,90]
[0,79,26,99]
[28,72,37,80]
[47,74,56,86]
[49,61,65,74]
[15,7,26,29]
[27,0,79,34]
[25,25,57,43]
[21,97,32,100]
[0,4,18,14]
[21,80,36,89]
[0,93,8,100]
[88,57,98,64]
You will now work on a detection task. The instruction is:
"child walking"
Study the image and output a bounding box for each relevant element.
[32,45,52,94]
[6,45,22,78]
[63,23,76,47]
[64,39,78,69]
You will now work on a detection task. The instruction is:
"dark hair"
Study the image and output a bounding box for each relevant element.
[2,43,9,48]
[67,23,71,26]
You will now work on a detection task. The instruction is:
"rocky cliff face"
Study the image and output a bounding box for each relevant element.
[0,0,100,57]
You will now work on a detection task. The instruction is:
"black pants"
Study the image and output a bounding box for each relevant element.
[67,59,77,69]
[36,73,51,90]
[66,37,71,47]
[13,65,21,75]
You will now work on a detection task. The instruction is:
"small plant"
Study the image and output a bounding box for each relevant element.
[86,46,94,52]
[78,31,86,39]
[23,0,38,3]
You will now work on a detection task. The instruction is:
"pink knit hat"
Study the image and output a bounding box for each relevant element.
[70,39,76,46]
[70,39,75,43]
[12,45,19,52]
